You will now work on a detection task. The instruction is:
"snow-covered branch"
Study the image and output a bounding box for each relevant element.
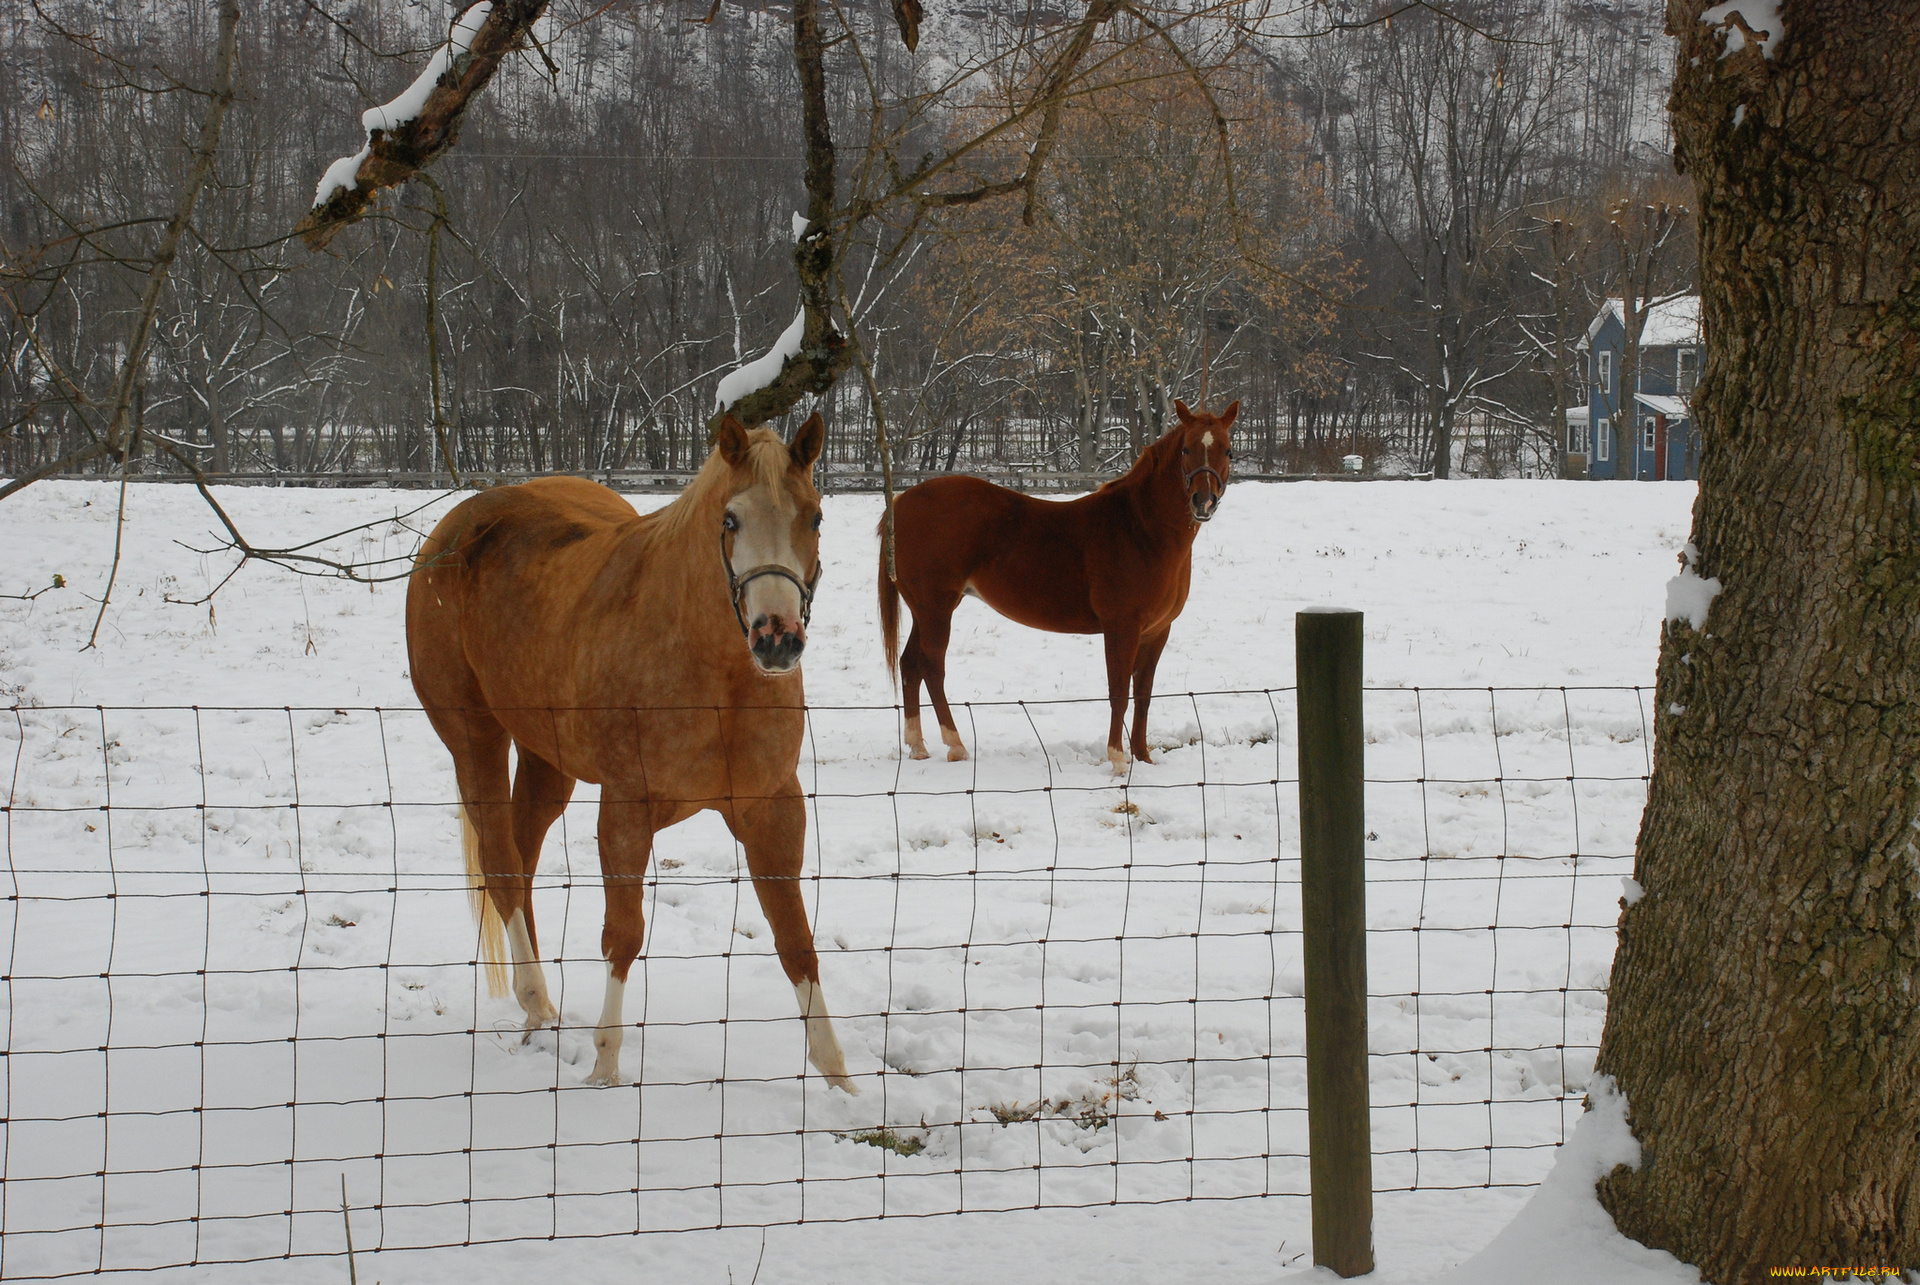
[295,1,551,252]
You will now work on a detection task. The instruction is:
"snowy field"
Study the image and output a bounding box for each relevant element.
[0,477,1703,1283]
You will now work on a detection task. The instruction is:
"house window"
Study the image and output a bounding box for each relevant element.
[1567,419,1586,455]
[1677,348,1698,393]
[1643,417,1657,451]
[1596,417,1611,462]
[1598,351,1613,395]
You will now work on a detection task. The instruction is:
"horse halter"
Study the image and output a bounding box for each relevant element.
[720,525,822,639]
[1182,462,1228,522]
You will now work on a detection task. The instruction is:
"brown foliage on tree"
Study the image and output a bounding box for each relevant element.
[908,38,1344,469]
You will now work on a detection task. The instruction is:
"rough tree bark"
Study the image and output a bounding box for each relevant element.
[1593,3,1920,1281]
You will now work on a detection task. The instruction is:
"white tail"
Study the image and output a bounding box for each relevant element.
[460,803,510,998]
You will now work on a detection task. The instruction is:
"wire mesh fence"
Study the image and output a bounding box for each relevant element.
[0,687,1648,1278]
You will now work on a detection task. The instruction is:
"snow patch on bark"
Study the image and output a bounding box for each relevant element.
[714,308,805,412]
[1665,543,1721,631]
[313,144,371,210]
[1621,877,1645,906]
[311,3,494,209]
[1700,0,1783,60]
[1424,1076,1698,1284]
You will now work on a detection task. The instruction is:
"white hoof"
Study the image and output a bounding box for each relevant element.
[1107,748,1129,776]
[519,1006,557,1044]
[946,743,969,762]
[585,1058,624,1086]
[909,745,930,760]
[796,979,857,1092]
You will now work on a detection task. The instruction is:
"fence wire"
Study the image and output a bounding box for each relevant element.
[0,687,1649,1278]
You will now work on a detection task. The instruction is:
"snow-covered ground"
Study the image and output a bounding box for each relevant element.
[0,477,1703,1283]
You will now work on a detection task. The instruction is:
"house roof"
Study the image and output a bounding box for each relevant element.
[1565,406,1589,425]
[1584,295,1702,347]
[1635,392,1690,419]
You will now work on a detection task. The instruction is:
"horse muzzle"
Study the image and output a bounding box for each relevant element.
[749,614,806,673]
[1184,466,1225,523]
[722,549,821,674]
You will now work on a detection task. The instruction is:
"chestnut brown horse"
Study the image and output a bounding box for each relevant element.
[406,413,856,1091]
[879,399,1237,773]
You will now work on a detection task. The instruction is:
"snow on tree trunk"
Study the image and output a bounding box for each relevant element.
[1594,2,1920,1280]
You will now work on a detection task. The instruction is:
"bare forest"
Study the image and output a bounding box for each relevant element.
[3,0,1694,488]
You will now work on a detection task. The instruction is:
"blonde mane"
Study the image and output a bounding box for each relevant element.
[638,427,798,551]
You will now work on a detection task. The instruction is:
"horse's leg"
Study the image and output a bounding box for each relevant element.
[586,793,653,1086]
[506,746,576,1034]
[899,623,931,760]
[1102,624,1144,775]
[730,787,858,1093]
[439,711,543,1014]
[915,606,969,762]
[1128,627,1172,765]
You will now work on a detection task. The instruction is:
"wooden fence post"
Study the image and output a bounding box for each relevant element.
[1296,607,1374,1276]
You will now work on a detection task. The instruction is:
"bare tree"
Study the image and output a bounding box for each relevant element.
[1343,4,1566,477]
[1,0,241,502]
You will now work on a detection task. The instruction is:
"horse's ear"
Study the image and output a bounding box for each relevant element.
[1220,400,1240,429]
[1173,399,1195,423]
[716,415,751,467]
[789,412,825,470]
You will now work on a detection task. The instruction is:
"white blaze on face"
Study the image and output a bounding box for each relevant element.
[1201,431,1214,448]
[727,484,810,636]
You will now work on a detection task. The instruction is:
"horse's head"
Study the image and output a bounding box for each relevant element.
[715,411,826,674]
[1171,398,1238,523]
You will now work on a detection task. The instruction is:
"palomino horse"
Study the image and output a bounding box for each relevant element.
[879,399,1236,773]
[406,413,856,1091]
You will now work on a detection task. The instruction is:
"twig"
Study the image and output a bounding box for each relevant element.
[0,575,66,603]
[81,442,135,651]
[834,269,898,585]
[154,439,458,596]
[0,439,113,503]
[414,174,463,484]
[340,1174,359,1285]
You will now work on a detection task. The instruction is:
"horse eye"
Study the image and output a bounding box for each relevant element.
[810,512,823,532]
[723,512,740,533]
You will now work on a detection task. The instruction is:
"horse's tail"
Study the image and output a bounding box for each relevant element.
[460,802,511,998]
[877,515,901,692]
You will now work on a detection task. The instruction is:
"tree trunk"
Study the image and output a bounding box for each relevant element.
[1616,309,1642,480]
[1429,386,1453,479]
[1593,4,1920,1281]
[204,368,229,475]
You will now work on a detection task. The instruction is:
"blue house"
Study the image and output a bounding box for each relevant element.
[1568,295,1701,480]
